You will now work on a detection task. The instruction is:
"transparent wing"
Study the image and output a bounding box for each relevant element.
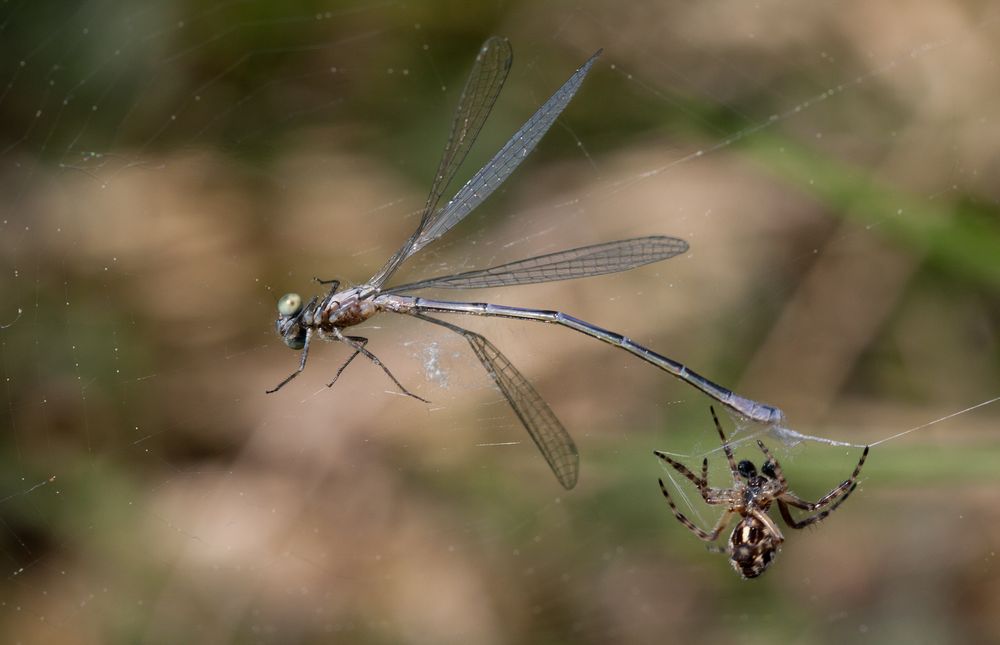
[368,37,513,288]
[408,48,603,257]
[371,45,603,289]
[414,314,579,489]
[385,236,687,293]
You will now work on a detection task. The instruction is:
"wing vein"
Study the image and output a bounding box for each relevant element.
[387,236,687,292]
[414,314,579,489]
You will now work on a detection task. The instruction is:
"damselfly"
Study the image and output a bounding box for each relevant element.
[271,37,784,489]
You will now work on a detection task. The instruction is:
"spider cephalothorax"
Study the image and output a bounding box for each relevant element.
[654,407,869,579]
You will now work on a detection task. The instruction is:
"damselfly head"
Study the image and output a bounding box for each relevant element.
[275,293,306,350]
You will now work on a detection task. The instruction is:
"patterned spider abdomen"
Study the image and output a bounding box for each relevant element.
[729,516,782,579]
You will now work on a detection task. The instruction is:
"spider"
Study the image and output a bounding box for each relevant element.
[654,407,869,579]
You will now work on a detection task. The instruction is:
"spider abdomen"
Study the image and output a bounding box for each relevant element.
[729,517,782,579]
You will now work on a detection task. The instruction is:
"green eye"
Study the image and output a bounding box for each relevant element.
[277,293,303,316]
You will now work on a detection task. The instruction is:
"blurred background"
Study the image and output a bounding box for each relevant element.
[2,0,999,643]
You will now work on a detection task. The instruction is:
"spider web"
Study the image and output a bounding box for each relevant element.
[2,1,1000,643]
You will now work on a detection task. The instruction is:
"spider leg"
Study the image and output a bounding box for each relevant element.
[778,445,870,511]
[654,450,707,490]
[755,439,788,486]
[332,329,430,403]
[779,485,850,511]
[709,406,740,483]
[327,335,368,388]
[658,479,734,542]
[266,327,315,394]
[750,508,785,544]
[778,446,868,528]
[778,483,859,529]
